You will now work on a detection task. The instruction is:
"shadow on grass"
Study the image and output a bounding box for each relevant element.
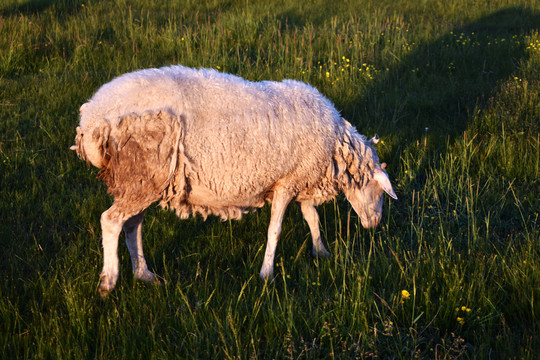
[0,0,84,17]
[350,6,538,183]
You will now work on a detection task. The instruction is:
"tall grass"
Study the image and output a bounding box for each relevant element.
[1,0,539,358]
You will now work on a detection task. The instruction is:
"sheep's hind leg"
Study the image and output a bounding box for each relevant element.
[300,202,330,257]
[123,211,159,284]
[99,204,126,296]
[259,189,293,280]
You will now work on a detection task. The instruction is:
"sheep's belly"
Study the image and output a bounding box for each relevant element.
[186,184,269,209]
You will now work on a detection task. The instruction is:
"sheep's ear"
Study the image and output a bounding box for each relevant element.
[368,136,379,146]
[373,168,397,200]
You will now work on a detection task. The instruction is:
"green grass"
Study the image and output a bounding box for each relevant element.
[1,0,539,358]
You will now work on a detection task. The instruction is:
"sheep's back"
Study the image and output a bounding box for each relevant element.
[180,78,341,207]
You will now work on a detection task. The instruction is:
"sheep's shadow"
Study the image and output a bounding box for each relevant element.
[0,0,85,17]
[342,6,539,186]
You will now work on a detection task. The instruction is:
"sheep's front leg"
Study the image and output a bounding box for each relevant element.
[259,189,293,280]
[123,211,158,283]
[300,202,330,257]
[99,204,125,296]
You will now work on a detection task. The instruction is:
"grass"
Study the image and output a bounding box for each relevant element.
[0,0,539,358]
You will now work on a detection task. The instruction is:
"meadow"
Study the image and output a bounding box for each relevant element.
[0,0,539,358]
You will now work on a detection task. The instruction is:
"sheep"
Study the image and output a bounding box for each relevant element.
[72,65,397,295]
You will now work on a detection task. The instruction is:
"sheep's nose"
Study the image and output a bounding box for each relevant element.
[361,215,381,229]
[360,219,375,229]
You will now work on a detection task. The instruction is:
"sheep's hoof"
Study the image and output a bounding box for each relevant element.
[135,270,161,285]
[98,274,116,297]
[311,247,331,258]
[259,269,274,281]
[98,287,111,298]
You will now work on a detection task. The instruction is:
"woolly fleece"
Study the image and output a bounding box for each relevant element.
[76,65,382,220]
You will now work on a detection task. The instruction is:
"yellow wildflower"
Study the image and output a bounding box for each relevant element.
[401,290,411,300]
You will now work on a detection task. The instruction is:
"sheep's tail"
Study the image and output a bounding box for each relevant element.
[70,126,87,163]
[333,119,379,190]
[70,120,111,169]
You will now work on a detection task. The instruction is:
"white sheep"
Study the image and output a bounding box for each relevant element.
[72,65,397,295]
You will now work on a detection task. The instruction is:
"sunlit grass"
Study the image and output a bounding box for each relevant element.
[1,0,539,358]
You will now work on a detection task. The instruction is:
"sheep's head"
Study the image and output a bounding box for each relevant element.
[344,163,397,229]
